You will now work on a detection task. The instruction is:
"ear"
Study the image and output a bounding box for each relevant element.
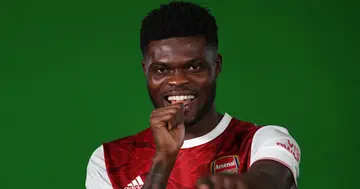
[215,53,223,78]
[141,61,147,76]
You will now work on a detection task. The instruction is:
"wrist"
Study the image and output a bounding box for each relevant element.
[142,154,177,189]
[154,152,178,163]
[151,153,177,177]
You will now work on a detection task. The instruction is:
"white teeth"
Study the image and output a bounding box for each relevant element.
[168,95,195,101]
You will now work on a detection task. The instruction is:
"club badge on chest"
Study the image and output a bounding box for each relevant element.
[210,155,240,175]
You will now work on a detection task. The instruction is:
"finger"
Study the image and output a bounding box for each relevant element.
[223,177,236,189]
[235,181,247,189]
[160,104,184,130]
[173,103,184,126]
[150,103,184,130]
[197,185,210,189]
[151,108,178,119]
[151,104,183,117]
[234,177,248,189]
[150,113,176,129]
[197,176,214,189]
[197,175,227,189]
[173,102,184,112]
[217,174,245,189]
[168,113,178,130]
[159,102,183,110]
[210,175,225,189]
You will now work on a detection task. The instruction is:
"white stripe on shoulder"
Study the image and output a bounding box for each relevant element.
[86,145,113,189]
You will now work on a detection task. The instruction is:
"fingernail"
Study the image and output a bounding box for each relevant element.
[198,184,209,189]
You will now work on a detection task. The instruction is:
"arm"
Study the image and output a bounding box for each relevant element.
[242,160,296,189]
[196,126,300,189]
[142,154,177,189]
[245,125,301,189]
[143,103,186,189]
[196,160,296,189]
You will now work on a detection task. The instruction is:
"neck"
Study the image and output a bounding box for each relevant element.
[184,105,223,140]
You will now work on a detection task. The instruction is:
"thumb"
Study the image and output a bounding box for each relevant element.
[175,103,185,126]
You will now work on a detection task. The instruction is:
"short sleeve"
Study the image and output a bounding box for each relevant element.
[85,145,113,189]
[250,125,301,184]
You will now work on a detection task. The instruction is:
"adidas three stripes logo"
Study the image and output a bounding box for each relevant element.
[124,176,144,189]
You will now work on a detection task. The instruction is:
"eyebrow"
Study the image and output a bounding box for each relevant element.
[151,58,202,66]
[149,62,169,67]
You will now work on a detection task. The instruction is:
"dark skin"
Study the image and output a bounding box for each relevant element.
[143,36,222,140]
[141,36,296,189]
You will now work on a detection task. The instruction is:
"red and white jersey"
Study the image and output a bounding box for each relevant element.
[86,113,301,189]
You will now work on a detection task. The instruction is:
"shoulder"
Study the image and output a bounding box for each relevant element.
[229,118,300,153]
[101,128,155,165]
[250,125,301,182]
[227,116,261,138]
[86,145,112,189]
[103,128,154,149]
[85,128,154,188]
[252,125,294,144]
[251,125,300,162]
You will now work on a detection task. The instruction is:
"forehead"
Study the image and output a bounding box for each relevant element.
[146,36,212,63]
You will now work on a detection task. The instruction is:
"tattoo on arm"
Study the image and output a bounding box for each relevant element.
[142,160,173,189]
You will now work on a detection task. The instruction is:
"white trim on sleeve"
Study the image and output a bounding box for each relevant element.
[250,126,301,185]
[86,145,113,189]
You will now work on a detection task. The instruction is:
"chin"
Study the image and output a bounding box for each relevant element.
[183,112,199,126]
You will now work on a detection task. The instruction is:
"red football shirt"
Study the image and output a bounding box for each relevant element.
[86,113,300,189]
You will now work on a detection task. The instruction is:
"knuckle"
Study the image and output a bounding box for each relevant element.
[168,108,178,114]
[149,119,156,126]
[150,111,156,118]
[164,114,173,120]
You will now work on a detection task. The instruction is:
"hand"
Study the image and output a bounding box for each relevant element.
[196,174,248,189]
[149,103,186,159]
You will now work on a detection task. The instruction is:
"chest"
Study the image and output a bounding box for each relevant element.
[115,144,251,189]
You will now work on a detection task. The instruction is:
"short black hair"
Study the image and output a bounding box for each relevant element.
[140,1,218,55]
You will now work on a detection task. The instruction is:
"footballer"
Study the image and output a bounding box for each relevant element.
[86,2,301,189]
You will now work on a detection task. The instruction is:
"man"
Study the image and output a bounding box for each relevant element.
[86,2,301,189]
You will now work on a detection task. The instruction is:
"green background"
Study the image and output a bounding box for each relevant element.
[1,0,359,188]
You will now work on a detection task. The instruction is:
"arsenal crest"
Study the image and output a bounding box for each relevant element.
[210,155,240,174]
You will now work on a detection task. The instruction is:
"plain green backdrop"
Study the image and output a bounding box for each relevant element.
[1,0,359,188]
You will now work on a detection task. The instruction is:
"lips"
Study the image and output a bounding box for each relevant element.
[163,91,197,106]
[166,95,195,105]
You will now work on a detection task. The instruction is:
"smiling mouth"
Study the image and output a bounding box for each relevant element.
[165,95,196,105]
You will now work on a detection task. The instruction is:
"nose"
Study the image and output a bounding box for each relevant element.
[167,70,189,86]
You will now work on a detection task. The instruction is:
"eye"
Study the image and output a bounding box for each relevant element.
[188,64,202,72]
[157,67,169,74]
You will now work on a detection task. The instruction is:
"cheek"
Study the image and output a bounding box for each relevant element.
[190,72,213,89]
[147,76,166,97]
[148,73,167,86]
